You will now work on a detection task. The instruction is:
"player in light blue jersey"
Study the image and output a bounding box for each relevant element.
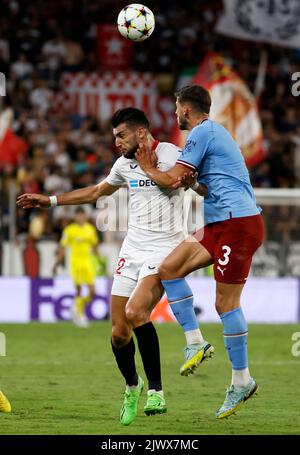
[136,85,264,419]
[176,116,261,224]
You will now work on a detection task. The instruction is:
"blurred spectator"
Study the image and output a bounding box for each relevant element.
[11,53,33,80]
[0,0,298,251]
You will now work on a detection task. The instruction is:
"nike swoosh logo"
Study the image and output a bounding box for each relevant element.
[130,164,138,169]
[148,266,156,270]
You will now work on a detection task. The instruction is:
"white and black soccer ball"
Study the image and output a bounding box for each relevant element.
[117,4,155,42]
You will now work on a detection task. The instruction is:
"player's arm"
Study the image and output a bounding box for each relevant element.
[53,245,65,275]
[16,180,120,209]
[135,143,207,195]
[171,171,208,197]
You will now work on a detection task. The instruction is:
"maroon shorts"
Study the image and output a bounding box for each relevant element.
[193,214,264,284]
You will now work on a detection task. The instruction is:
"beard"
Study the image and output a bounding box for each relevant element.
[123,143,138,159]
[178,116,189,131]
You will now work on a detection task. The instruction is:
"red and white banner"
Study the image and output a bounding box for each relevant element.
[54,72,175,134]
[0,108,28,166]
[172,52,265,168]
[96,24,133,70]
[216,0,300,49]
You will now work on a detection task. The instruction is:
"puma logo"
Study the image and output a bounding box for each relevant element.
[130,164,138,169]
[217,266,226,276]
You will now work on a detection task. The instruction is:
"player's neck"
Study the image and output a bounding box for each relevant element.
[189,114,209,129]
[147,134,155,148]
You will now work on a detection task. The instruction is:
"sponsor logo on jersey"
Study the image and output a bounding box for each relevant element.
[129,179,157,188]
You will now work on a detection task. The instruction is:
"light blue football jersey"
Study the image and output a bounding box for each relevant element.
[177,119,261,225]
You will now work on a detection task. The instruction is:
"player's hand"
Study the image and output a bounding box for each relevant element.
[172,171,198,190]
[16,193,51,209]
[135,141,157,172]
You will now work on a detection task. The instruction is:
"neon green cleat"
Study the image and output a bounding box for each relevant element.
[119,376,144,426]
[216,378,258,419]
[0,391,11,413]
[144,391,167,416]
[180,341,214,376]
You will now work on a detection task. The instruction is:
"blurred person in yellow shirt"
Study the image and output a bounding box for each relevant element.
[54,207,100,328]
[0,390,11,413]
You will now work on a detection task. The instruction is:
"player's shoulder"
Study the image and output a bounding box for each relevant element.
[111,155,127,169]
[157,141,181,153]
[186,120,215,147]
[156,142,181,162]
[62,222,75,235]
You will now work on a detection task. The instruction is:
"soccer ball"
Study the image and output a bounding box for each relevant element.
[117,4,155,42]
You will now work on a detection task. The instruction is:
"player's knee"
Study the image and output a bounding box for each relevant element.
[111,324,131,348]
[125,304,149,328]
[158,258,175,280]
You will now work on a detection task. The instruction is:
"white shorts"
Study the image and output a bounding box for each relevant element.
[111,238,178,298]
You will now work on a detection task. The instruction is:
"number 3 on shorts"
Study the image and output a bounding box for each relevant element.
[218,245,231,266]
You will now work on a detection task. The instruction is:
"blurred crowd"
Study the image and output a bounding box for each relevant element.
[0,0,299,247]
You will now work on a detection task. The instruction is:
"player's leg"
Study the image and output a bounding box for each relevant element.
[110,276,144,426]
[73,262,96,326]
[159,235,215,375]
[214,215,264,419]
[125,274,167,415]
[72,283,88,328]
[0,389,11,413]
[215,282,258,419]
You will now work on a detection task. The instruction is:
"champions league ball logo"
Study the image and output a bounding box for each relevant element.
[235,0,300,40]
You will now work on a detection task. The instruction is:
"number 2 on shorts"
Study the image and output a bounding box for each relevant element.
[116,258,126,275]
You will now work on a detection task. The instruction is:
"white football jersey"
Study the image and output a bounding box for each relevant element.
[105,141,187,248]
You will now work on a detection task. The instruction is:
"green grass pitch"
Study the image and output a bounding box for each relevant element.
[0,322,299,435]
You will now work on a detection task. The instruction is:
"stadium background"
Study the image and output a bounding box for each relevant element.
[0,0,300,436]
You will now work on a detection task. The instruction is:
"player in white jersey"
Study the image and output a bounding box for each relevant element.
[17,108,207,426]
[107,139,186,297]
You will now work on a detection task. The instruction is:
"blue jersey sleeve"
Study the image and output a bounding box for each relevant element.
[177,127,210,171]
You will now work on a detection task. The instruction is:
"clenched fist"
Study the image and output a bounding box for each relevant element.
[16,193,51,209]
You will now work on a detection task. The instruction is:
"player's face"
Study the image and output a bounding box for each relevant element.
[175,100,189,130]
[113,123,139,159]
[75,212,87,225]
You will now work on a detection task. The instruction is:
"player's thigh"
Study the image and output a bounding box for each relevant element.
[83,262,96,285]
[213,215,264,284]
[125,274,164,326]
[111,294,129,325]
[111,274,136,325]
[159,235,213,280]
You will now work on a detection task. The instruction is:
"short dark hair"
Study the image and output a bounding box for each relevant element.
[75,206,86,214]
[175,85,211,114]
[111,107,150,129]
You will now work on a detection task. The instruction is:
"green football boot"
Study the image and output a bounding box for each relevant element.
[144,391,167,416]
[119,376,144,426]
